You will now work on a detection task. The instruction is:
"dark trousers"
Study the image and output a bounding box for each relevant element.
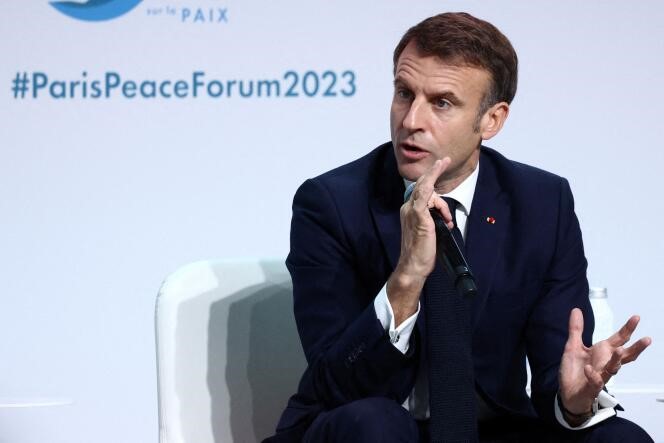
[303,397,653,443]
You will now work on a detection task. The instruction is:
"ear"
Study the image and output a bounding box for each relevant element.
[478,102,510,140]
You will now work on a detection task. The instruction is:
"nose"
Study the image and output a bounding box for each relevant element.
[402,99,425,131]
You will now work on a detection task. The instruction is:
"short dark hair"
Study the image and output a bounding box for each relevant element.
[393,12,518,114]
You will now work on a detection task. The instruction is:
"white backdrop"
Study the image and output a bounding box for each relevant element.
[1,1,663,441]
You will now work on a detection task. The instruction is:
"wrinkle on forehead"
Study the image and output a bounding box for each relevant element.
[395,58,489,100]
[394,41,491,99]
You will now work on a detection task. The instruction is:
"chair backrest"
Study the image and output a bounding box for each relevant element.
[155,259,306,443]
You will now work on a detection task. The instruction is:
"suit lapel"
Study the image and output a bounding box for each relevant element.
[465,150,510,328]
[369,145,404,271]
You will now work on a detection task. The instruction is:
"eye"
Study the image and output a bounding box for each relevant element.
[435,98,451,109]
[395,88,413,101]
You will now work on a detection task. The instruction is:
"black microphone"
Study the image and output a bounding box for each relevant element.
[404,183,477,298]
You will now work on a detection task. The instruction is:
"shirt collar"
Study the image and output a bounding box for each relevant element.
[403,162,479,216]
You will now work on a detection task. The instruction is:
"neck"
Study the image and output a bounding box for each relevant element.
[434,153,479,195]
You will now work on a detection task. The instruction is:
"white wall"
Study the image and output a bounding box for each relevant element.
[1,1,662,441]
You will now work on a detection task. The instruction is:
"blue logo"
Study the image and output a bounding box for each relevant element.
[50,0,143,22]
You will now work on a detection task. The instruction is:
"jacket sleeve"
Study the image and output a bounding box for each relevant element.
[526,177,594,425]
[287,178,418,409]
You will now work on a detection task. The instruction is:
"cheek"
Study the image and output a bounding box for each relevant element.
[442,121,474,145]
[430,127,452,149]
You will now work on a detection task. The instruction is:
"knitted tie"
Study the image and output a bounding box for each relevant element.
[425,197,477,442]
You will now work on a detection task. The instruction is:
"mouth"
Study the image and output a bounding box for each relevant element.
[399,142,429,160]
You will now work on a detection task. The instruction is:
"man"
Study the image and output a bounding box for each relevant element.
[266,12,652,442]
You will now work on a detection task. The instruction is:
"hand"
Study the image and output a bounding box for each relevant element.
[558,308,651,423]
[387,158,454,325]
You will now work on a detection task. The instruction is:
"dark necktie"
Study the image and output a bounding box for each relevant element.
[424,197,477,442]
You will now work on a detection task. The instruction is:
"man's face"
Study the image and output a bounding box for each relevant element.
[390,41,493,184]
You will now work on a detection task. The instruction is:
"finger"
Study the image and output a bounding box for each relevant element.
[584,364,605,394]
[411,165,439,211]
[425,193,437,208]
[583,365,604,397]
[411,158,451,210]
[430,195,454,229]
[566,308,585,348]
[415,158,446,190]
[607,315,640,347]
[601,347,623,382]
[620,336,652,364]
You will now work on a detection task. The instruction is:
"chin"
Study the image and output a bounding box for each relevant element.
[396,162,425,182]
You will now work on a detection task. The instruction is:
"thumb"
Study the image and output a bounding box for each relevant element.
[567,308,585,347]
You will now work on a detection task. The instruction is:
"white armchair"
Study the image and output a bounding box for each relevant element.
[155,259,306,443]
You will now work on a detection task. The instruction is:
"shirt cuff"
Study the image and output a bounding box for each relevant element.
[373,283,419,354]
[554,390,618,430]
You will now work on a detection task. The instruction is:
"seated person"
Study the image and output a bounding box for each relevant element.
[266,11,652,443]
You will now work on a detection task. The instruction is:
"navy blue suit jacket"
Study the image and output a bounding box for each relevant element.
[266,142,593,442]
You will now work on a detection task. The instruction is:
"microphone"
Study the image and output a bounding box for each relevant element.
[404,183,477,298]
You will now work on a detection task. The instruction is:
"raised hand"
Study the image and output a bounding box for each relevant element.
[387,157,454,326]
[558,308,651,424]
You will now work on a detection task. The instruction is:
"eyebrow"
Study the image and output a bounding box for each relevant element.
[393,78,408,88]
[436,91,463,106]
[393,78,464,106]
